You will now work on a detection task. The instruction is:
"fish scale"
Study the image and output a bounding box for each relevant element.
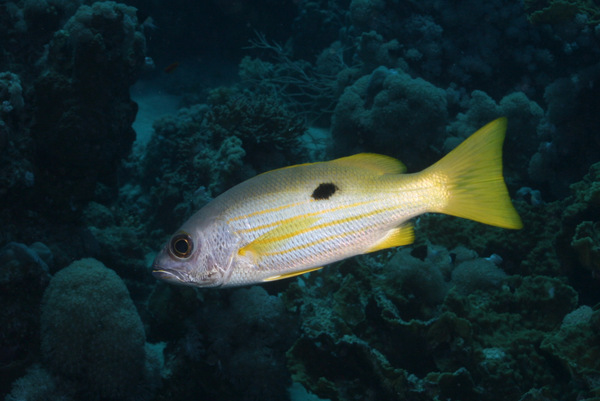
[226,178,402,250]
[152,118,523,288]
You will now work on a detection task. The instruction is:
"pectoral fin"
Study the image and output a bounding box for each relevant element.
[263,266,324,282]
[238,216,319,263]
[366,224,415,253]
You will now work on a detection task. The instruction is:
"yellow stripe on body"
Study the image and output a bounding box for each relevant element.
[245,203,399,258]
[289,205,398,247]
[263,227,359,257]
[231,199,375,236]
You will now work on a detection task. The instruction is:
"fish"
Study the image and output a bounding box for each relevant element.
[152,118,522,288]
[163,61,180,73]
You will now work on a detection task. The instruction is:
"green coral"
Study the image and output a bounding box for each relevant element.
[540,307,600,395]
[524,0,600,24]
[332,275,368,327]
[444,275,580,399]
[558,162,600,279]
[565,162,600,219]
[282,236,599,401]
[571,221,600,275]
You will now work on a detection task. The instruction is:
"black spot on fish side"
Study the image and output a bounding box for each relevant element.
[311,183,338,200]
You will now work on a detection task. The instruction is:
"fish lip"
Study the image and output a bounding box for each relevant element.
[151,266,221,287]
[152,267,191,284]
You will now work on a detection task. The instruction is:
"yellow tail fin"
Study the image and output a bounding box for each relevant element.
[425,117,523,229]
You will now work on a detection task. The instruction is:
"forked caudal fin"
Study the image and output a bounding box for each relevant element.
[424,117,523,229]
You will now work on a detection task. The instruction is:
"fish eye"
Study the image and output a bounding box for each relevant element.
[169,233,193,259]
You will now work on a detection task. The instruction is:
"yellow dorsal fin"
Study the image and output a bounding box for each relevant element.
[366,224,415,253]
[238,216,320,262]
[257,153,405,177]
[331,153,406,174]
[263,266,324,282]
[424,117,523,229]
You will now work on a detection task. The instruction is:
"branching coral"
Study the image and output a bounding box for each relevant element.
[205,87,307,169]
[240,32,350,121]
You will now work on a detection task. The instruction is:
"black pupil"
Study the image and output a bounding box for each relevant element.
[174,238,189,255]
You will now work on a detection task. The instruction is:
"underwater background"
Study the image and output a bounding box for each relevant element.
[1,0,600,400]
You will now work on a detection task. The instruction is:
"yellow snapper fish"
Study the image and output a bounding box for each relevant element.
[152,118,522,288]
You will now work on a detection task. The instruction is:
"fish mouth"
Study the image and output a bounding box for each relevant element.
[152,267,191,284]
[152,266,221,287]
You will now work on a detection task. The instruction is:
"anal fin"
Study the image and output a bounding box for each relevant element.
[263,266,324,282]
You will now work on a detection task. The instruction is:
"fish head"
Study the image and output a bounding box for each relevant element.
[151,217,234,288]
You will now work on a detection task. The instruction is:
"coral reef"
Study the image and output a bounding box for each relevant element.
[331,66,447,168]
[451,258,508,295]
[445,90,544,182]
[524,0,600,24]
[205,88,307,169]
[200,286,298,401]
[31,1,146,214]
[571,221,600,276]
[138,103,245,233]
[139,87,308,235]
[40,258,161,400]
[0,242,52,391]
[529,65,600,197]
[283,251,587,401]
[540,305,600,390]
[0,71,34,209]
[151,286,299,401]
[5,364,70,401]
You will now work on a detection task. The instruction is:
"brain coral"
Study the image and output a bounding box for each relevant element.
[40,258,147,399]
